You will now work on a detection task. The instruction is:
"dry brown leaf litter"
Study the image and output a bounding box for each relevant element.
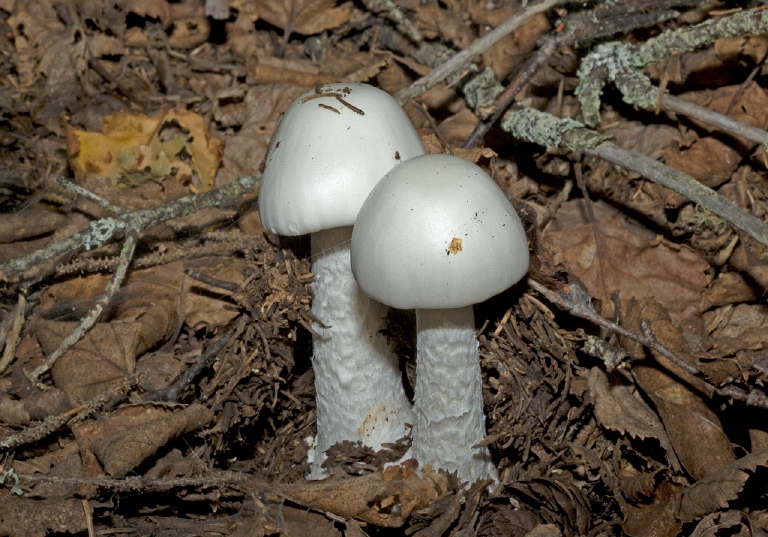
[0,0,768,536]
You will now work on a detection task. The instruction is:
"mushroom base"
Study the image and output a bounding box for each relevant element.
[308,226,413,479]
[412,306,498,485]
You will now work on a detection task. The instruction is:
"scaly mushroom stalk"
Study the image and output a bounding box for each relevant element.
[351,154,529,484]
[413,306,496,483]
[258,83,424,478]
[308,227,412,479]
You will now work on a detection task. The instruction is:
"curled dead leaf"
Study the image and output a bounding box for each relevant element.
[268,464,451,527]
[77,404,215,477]
[238,0,357,36]
[622,299,735,481]
[680,448,768,523]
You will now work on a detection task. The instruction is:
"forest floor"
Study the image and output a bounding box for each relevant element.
[1,0,768,536]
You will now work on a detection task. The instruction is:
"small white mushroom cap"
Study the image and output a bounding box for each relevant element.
[351,154,529,310]
[258,83,425,236]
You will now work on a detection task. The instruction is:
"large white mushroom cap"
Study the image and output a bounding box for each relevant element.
[258,83,425,236]
[351,154,529,310]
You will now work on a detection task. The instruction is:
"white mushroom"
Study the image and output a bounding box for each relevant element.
[258,83,424,478]
[350,154,529,484]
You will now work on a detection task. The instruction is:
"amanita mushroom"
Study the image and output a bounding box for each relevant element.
[350,154,529,484]
[258,83,424,478]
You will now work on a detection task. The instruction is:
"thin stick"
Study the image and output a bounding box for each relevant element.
[463,5,684,148]
[527,279,705,381]
[661,93,768,148]
[394,0,561,104]
[25,227,140,387]
[15,470,249,492]
[0,291,26,375]
[0,376,136,450]
[577,6,768,126]
[143,334,232,403]
[55,177,126,215]
[587,141,768,247]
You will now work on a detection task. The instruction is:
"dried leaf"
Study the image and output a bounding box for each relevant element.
[691,511,753,537]
[0,208,67,244]
[0,387,71,427]
[680,448,768,523]
[477,9,549,79]
[621,479,684,537]
[421,133,497,162]
[619,471,662,502]
[66,108,223,192]
[716,37,768,69]
[487,506,543,537]
[183,257,247,328]
[543,215,710,328]
[273,464,450,527]
[507,479,592,536]
[703,304,768,358]
[76,404,214,477]
[623,299,735,481]
[36,265,184,402]
[685,83,768,144]
[246,0,355,36]
[276,507,343,537]
[412,3,474,49]
[700,272,759,312]
[219,84,307,183]
[246,52,388,87]
[662,137,740,204]
[587,368,677,464]
[38,319,140,403]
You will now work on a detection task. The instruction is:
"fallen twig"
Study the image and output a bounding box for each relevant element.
[0,376,137,451]
[0,174,261,281]
[394,0,561,104]
[143,334,233,403]
[577,6,768,127]
[503,108,768,248]
[0,291,26,375]
[463,3,687,148]
[526,278,707,384]
[25,227,140,387]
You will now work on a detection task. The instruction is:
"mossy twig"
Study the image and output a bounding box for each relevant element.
[576,6,768,126]
[503,108,768,248]
[0,175,261,281]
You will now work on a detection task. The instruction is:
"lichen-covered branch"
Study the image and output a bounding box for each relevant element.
[610,68,768,149]
[576,7,768,126]
[0,174,261,281]
[503,108,768,248]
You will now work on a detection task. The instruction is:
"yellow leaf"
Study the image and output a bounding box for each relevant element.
[66,109,223,192]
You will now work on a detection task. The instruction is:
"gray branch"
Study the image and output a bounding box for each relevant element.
[576,7,768,126]
[503,108,768,248]
[0,174,261,281]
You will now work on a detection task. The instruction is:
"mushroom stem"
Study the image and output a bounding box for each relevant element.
[309,226,412,479]
[412,306,497,484]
